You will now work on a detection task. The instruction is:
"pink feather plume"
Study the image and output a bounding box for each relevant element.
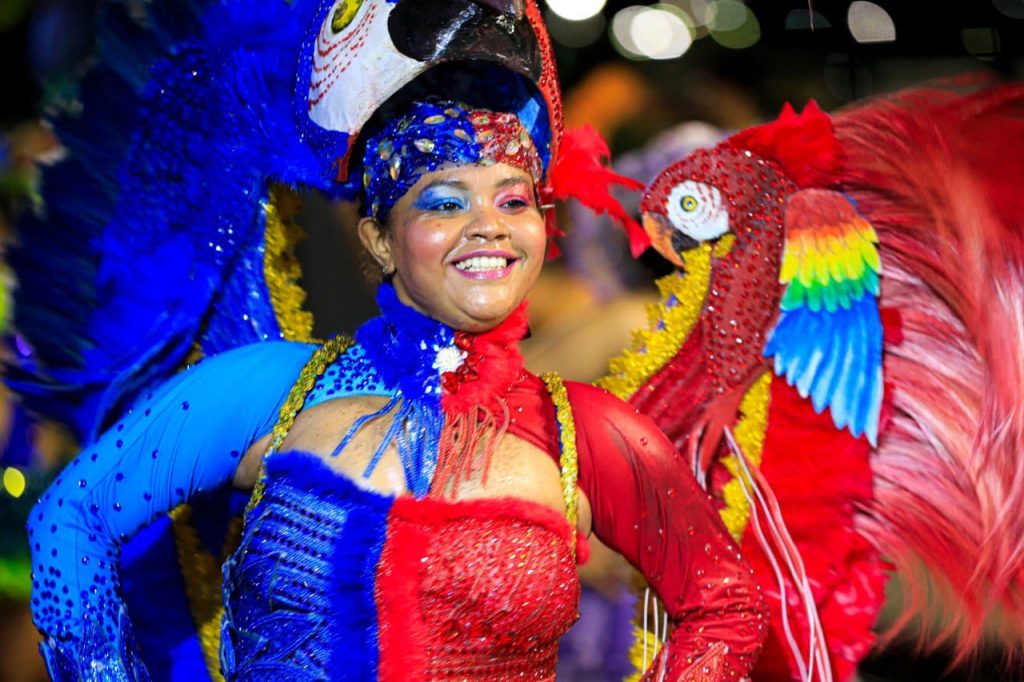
[833,83,1024,659]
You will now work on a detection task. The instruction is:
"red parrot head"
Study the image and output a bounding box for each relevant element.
[638,102,840,392]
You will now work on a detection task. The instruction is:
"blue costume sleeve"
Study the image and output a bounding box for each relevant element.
[28,341,315,680]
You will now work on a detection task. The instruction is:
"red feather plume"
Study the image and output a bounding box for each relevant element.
[728,101,841,189]
[544,126,647,258]
[834,83,1024,660]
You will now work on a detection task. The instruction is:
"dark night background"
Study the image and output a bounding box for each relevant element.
[1,1,1022,680]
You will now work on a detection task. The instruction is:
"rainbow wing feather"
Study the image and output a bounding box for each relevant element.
[765,189,884,444]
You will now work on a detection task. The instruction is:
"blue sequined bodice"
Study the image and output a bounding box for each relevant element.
[220,453,392,680]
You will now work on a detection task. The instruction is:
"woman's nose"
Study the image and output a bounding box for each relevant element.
[466,206,511,241]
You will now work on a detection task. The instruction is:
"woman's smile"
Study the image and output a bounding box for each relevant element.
[451,250,520,279]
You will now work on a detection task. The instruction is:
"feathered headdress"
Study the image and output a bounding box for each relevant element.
[10,0,637,440]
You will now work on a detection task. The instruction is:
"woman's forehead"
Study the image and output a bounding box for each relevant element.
[412,162,534,190]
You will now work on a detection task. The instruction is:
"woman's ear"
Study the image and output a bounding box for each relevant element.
[357,216,393,273]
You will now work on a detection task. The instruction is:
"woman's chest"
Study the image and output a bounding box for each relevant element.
[280,395,569,513]
[222,456,580,680]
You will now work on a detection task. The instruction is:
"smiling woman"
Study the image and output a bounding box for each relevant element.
[22,2,769,680]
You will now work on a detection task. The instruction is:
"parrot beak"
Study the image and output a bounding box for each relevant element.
[643,212,696,269]
[389,0,542,81]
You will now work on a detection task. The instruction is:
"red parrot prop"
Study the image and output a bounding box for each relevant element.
[600,84,1024,681]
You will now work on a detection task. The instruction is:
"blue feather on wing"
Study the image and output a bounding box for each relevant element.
[766,189,884,445]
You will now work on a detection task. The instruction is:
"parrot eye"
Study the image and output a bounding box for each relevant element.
[332,0,365,33]
[665,180,729,241]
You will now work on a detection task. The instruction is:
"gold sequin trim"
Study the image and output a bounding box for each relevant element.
[246,335,354,515]
[541,372,579,559]
[169,505,242,681]
[263,184,315,342]
[596,243,713,400]
[719,371,771,541]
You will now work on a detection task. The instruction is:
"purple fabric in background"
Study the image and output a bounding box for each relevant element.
[556,586,638,681]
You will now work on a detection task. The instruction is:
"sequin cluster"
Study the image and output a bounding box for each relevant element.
[646,146,792,394]
[384,501,581,680]
[361,99,543,220]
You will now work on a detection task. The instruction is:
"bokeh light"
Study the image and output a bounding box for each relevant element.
[992,0,1024,19]
[708,0,747,31]
[545,0,607,22]
[785,9,832,30]
[847,1,896,44]
[546,10,607,48]
[3,466,26,498]
[961,27,1001,61]
[611,5,694,61]
[708,0,760,49]
[673,0,716,28]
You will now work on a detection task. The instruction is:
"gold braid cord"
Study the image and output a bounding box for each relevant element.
[247,335,354,515]
[541,372,579,560]
[262,184,315,343]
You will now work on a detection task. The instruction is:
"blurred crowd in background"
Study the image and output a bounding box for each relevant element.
[2,1,1023,680]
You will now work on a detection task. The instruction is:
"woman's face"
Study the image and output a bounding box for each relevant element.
[359,162,546,332]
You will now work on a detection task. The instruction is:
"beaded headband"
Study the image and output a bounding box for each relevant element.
[361,99,545,221]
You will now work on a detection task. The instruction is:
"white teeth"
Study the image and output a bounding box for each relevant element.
[454,256,509,272]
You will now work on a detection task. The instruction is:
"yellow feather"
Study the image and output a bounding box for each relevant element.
[779,247,799,283]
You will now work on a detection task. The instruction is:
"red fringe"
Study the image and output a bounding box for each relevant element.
[545,126,648,257]
[433,402,510,497]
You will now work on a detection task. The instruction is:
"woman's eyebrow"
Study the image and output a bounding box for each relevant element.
[420,178,468,192]
[495,176,530,190]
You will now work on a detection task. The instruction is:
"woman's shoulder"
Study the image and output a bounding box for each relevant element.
[562,380,670,449]
[181,340,320,389]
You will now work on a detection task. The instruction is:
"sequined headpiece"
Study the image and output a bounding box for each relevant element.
[362,99,544,221]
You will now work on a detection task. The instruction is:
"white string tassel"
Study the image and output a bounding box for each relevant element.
[724,426,833,682]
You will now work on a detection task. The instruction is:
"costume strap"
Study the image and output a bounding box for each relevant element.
[542,372,580,560]
[245,335,355,516]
